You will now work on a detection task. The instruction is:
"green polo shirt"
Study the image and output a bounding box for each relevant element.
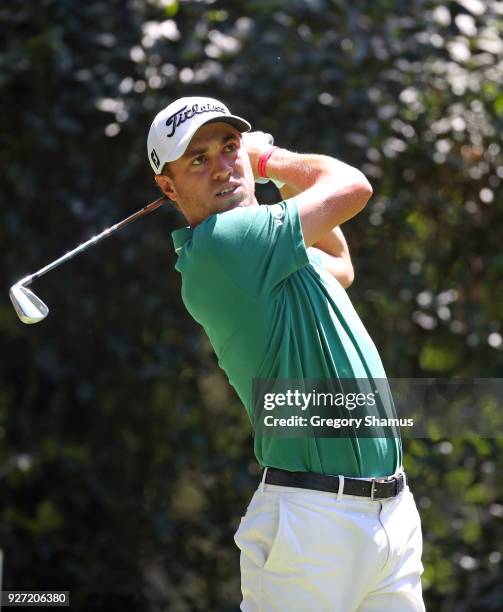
[172,199,402,477]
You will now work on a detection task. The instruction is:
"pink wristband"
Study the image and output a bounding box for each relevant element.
[258,146,278,179]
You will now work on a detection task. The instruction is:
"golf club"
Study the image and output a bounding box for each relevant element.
[9,196,167,324]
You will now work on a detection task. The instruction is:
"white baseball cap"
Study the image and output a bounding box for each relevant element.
[147,96,251,174]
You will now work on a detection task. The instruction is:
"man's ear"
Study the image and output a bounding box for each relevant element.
[155,174,178,203]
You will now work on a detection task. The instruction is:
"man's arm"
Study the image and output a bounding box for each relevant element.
[246,138,371,248]
[277,174,355,288]
[309,228,354,289]
[262,149,372,247]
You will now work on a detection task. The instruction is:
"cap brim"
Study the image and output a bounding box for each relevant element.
[203,115,251,133]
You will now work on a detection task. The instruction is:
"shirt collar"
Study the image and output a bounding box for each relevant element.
[172,226,193,253]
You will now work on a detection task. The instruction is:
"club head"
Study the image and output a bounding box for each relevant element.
[9,284,49,324]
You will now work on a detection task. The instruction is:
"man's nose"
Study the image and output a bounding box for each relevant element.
[212,154,233,180]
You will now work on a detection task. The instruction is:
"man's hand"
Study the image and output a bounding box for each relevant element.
[242,131,274,180]
[243,131,284,188]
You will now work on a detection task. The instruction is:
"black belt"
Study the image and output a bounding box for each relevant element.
[264,467,406,500]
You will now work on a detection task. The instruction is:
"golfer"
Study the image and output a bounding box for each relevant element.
[148,96,425,611]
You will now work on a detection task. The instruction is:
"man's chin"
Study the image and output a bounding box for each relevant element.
[216,193,248,212]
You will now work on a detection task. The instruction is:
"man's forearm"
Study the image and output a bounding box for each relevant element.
[268,149,370,202]
[310,228,354,288]
[312,226,350,260]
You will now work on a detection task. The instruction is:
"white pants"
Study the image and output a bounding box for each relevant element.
[234,476,425,611]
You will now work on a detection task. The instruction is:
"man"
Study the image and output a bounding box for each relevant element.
[147,96,425,611]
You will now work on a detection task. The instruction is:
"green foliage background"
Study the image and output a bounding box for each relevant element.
[1,0,502,610]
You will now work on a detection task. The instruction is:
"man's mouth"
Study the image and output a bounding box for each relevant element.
[215,185,238,198]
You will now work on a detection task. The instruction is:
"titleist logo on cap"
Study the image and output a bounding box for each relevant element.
[165,103,226,137]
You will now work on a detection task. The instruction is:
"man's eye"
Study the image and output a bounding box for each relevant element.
[192,155,206,166]
[225,142,238,152]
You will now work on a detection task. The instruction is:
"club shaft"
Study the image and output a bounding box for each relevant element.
[20,197,166,286]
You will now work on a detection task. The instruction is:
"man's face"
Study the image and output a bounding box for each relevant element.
[155,122,257,226]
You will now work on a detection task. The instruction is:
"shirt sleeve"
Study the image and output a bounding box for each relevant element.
[195,198,309,300]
